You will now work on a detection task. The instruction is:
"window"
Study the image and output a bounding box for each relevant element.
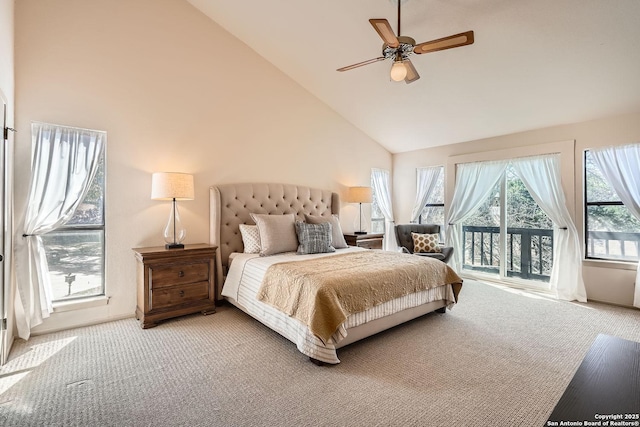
[462,165,553,284]
[418,166,444,240]
[41,153,106,302]
[370,177,385,234]
[584,150,640,261]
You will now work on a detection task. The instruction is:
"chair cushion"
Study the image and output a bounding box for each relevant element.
[411,232,442,253]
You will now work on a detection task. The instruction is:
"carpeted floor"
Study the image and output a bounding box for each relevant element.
[1,280,639,426]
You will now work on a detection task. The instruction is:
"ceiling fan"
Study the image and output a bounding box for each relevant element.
[337,0,474,84]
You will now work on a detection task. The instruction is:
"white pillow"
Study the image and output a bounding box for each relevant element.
[239,224,261,254]
[304,214,348,249]
[250,213,298,256]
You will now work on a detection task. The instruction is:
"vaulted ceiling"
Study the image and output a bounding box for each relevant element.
[187,0,640,153]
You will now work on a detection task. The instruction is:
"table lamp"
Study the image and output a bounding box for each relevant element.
[348,186,372,235]
[151,172,194,249]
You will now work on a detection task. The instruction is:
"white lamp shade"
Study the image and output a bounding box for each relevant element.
[151,172,194,201]
[348,186,372,204]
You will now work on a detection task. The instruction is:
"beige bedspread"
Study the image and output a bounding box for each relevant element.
[256,251,463,344]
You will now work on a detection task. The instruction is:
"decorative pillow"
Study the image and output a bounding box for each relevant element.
[411,232,442,253]
[295,221,336,255]
[250,213,298,256]
[239,224,261,254]
[304,214,348,249]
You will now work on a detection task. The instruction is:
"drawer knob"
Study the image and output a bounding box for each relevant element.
[178,271,185,278]
[179,290,185,297]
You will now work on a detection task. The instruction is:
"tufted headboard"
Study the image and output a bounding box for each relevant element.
[209,183,340,297]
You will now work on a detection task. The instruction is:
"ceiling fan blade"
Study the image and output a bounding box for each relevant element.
[413,30,474,55]
[369,19,399,48]
[337,56,386,72]
[403,59,420,84]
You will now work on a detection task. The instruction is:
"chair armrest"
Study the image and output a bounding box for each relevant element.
[440,246,454,264]
[415,252,446,261]
[400,246,412,254]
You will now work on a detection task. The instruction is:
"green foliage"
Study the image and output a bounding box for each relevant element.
[585,151,640,234]
[506,171,553,229]
[67,153,105,226]
[464,168,553,229]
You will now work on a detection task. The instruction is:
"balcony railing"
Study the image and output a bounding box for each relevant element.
[462,225,553,282]
[461,226,640,282]
[587,230,640,261]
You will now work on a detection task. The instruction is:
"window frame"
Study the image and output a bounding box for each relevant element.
[417,166,445,240]
[370,174,386,234]
[583,149,640,263]
[46,149,106,304]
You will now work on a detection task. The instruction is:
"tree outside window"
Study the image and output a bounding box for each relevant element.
[41,154,106,301]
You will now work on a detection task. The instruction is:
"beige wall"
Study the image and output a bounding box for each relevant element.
[394,112,640,307]
[14,0,391,333]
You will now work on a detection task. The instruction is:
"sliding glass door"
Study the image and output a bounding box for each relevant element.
[461,165,553,287]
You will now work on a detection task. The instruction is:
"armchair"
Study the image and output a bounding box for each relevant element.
[394,224,453,264]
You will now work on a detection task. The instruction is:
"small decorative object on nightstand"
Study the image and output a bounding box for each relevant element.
[343,232,384,250]
[133,244,217,329]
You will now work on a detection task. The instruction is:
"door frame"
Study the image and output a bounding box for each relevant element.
[0,88,14,365]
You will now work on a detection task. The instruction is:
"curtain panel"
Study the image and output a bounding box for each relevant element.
[410,166,442,223]
[590,143,640,308]
[371,168,398,251]
[510,155,586,302]
[14,123,105,340]
[445,160,508,272]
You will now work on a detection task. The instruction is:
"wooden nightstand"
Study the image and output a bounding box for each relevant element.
[133,244,217,329]
[343,233,384,249]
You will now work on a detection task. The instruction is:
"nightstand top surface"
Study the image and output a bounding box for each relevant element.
[343,233,384,238]
[132,243,217,255]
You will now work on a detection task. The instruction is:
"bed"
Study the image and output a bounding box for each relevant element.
[209,183,462,364]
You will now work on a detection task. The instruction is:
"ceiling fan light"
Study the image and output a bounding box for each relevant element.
[390,61,407,81]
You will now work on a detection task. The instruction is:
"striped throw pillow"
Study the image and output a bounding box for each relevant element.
[295,221,336,255]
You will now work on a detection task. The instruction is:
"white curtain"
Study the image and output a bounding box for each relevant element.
[511,155,587,302]
[410,166,442,222]
[371,168,398,251]
[446,160,508,272]
[590,143,640,308]
[14,123,105,339]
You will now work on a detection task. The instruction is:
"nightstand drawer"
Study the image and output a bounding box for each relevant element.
[357,239,382,249]
[151,281,210,310]
[150,261,209,288]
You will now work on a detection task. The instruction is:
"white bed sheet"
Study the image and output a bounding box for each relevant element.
[222,248,456,364]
